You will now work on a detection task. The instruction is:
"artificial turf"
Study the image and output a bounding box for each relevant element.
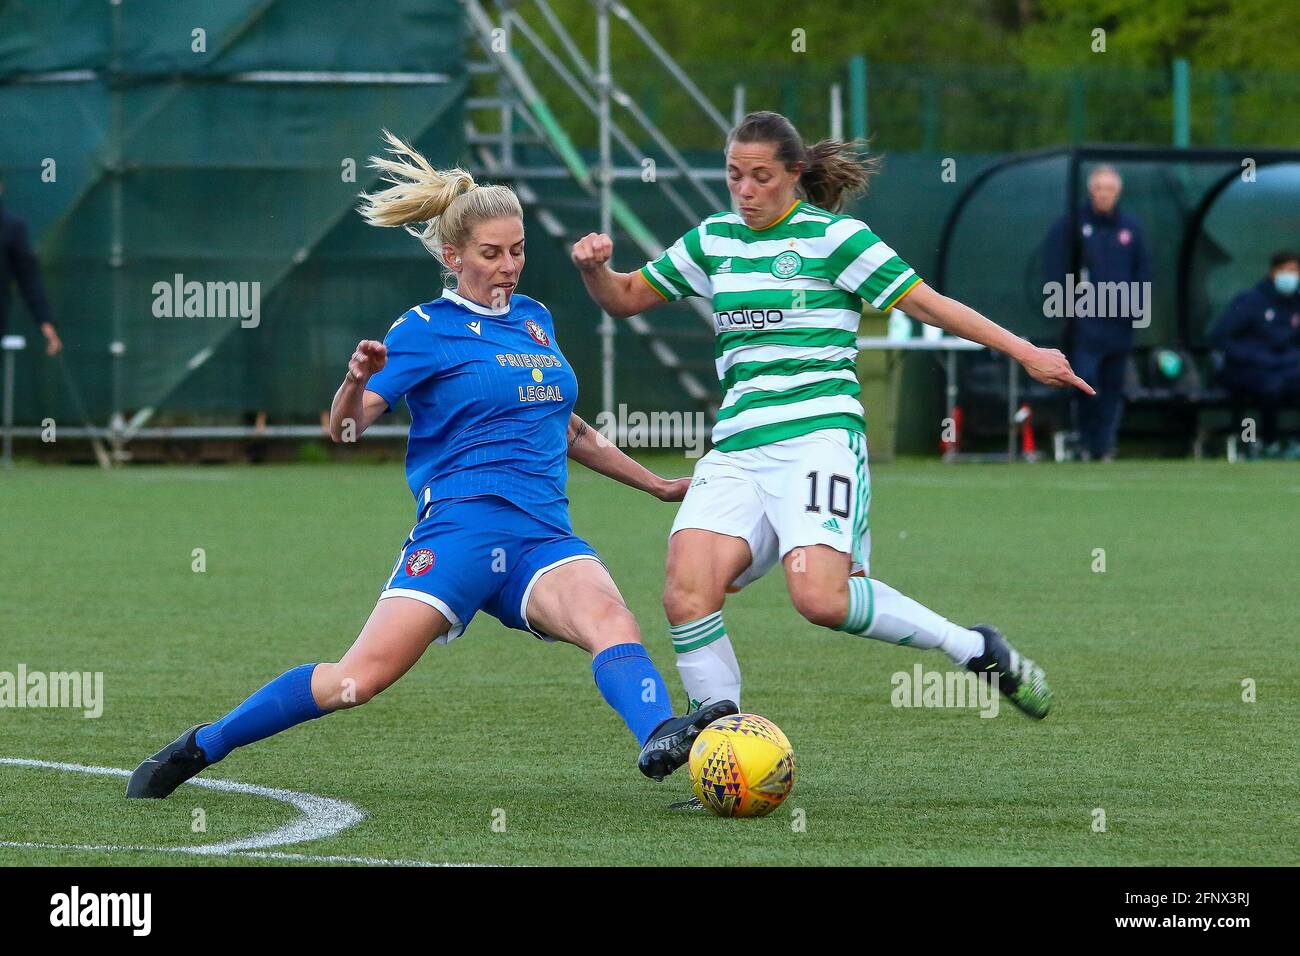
[1,458,1296,865]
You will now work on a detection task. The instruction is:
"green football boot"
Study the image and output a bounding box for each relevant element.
[967,624,1052,719]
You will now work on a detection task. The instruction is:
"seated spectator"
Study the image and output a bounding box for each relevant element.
[1209,250,1300,458]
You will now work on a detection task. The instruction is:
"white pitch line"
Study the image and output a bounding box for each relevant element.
[174,776,364,855]
[0,756,472,867]
[1,756,361,854]
[0,841,469,867]
[223,850,474,866]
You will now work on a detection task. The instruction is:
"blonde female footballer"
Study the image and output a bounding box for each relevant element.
[126,132,737,800]
[571,111,1094,739]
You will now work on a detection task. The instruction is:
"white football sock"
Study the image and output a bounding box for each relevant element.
[838,577,985,665]
[670,612,742,709]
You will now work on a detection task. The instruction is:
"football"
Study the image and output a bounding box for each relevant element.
[688,713,795,817]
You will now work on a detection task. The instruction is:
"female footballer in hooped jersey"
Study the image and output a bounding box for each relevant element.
[571,111,1096,736]
[126,132,736,799]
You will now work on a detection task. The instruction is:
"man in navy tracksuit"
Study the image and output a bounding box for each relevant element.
[1210,251,1300,455]
[0,176,61,355]
[1044,165,1151,460]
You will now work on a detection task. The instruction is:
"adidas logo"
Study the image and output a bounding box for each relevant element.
[715,257,733,275]
[821,517,843,534]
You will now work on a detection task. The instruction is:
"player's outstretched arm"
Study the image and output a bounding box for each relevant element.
[571,232,666,318]
[328,340,389,442]
[900,281,1096,395]
[566,414,690,502]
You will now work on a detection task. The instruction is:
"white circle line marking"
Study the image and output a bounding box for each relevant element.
[0,756,481,867]
[1,755,361,854]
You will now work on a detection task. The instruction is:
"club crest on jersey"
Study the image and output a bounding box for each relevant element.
[405,549,436,577]
[771,250,803,279]
[525,319,550,346]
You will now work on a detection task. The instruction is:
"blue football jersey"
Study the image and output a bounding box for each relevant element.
[365,288,579,530]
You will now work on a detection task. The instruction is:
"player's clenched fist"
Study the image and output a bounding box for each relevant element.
[571,232,614,273]
[348,340,387,383]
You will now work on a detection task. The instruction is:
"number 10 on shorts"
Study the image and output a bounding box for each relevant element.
[804,470,852,518]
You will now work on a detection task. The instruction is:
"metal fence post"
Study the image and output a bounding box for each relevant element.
[2,335,26,469]
[1173,58,1191,147]
[848,55,867,141]
[596,0,615,422]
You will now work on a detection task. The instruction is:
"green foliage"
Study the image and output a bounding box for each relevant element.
[495,0,1300,151]
[1016,0,1300,70]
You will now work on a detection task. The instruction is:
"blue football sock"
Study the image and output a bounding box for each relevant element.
[195,663,327,763]
[591,643,673,746]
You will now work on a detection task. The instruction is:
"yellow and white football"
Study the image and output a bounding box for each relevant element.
[688,713,795,817]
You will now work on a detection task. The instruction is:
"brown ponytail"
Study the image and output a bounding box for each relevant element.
[727,111,879,212]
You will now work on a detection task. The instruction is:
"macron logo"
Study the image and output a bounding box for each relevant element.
[50,886,152,936]
[467,321,481,335]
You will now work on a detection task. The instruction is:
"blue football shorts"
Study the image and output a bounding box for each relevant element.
[379,495,600,642]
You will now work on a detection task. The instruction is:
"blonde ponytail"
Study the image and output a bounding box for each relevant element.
[357,129,522,265]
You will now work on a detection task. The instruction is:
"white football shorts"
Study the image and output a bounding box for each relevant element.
[670,428,870,590]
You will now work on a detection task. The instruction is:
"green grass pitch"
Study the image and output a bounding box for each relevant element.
[1,458,1297,866]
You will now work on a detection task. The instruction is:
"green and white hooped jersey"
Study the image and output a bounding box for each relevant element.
[639,199,921,452]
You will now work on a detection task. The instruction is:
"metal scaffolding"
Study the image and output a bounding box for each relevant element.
[2,0,852,462]
[463,0,847,426]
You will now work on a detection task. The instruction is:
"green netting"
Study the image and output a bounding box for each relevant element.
[5,1,1299,443]
[1,0,464,427]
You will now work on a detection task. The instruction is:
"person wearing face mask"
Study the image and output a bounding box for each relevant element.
[1210,250,1300,457]
[1043,165,1152,461]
